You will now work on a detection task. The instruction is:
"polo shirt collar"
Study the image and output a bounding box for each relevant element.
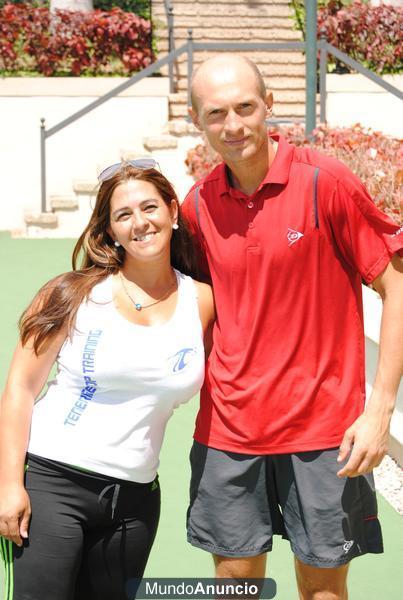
[217,134,295,197]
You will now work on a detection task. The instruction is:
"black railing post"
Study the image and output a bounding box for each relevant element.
[187,29,194,109]
[319,29,327,124]
[40,118,47,213]
[305,0,317,137]
[167,4,175,93]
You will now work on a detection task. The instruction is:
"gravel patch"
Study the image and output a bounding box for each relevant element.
[374,455,403,516]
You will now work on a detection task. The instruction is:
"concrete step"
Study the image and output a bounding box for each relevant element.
[154,16,295,28]
[50,194,94,237]
[25,212,58,226]
[143,135,178,151]
[73,180,98,195]
[169,104,189,118]
[119,149,154,161]
[156,47,306,66]
[157,27,301,42]
[152,1,292,16]
[50,196,79,211]
[24,212,59,238]
[272,103,320,118]
[176,63,306,82]
[167,119,199,136]
[160,53,305,67]
[161,45,305,65]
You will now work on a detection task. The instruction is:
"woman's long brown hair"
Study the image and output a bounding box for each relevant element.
[19,166,199,354]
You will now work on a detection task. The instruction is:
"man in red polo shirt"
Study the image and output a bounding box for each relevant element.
[182,54,403,598]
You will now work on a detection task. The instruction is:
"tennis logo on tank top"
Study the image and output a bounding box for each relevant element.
[170,347,197,372]
[64,329,103,427]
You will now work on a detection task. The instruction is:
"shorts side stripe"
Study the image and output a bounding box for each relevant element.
[0,536,13,600]
[0,537,7,600]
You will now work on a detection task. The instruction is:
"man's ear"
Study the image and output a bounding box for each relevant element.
[188,106,202,131]
[265,91,274,115]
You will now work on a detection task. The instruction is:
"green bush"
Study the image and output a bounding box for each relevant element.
[93,0,150,19]
[0,0,150,17]
[0,4,153,76]
[291,0,402,75]
[0,0,28,6]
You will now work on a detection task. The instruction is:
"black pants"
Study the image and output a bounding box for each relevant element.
[1,454,160,600]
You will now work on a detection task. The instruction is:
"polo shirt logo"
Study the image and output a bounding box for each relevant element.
[287,228,304,246]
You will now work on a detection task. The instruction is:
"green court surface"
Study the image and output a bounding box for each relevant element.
[0,232,402,599]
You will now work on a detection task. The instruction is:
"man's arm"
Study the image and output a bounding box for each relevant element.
[337,253,403,477]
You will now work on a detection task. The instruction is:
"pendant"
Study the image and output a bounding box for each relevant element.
[135,303,142,311]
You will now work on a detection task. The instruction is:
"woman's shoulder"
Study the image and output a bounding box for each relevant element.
[191,279,215,321]
[192,279,212,297]
[176,270,212,298]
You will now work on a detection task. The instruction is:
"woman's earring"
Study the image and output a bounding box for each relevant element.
[114,240,121,247]
[172,223,179,230]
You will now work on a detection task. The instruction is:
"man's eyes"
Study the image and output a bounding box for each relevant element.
[208,104,252,116]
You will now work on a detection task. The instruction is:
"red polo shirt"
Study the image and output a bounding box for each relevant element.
[182,134,403,454]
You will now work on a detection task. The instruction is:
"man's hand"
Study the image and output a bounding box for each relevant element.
[336,409,390,478]
[0,484,31,546]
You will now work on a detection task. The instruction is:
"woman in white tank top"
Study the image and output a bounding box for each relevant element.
[0,161,215,600]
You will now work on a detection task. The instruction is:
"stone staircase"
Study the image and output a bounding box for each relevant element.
[152,0,306,124]
[23,0,307,238]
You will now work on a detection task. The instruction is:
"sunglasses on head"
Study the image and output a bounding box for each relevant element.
[97,158,161,183]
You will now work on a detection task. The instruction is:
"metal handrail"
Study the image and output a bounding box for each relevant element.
[319,35,403,124]
[39,43,189,212]
[39,35,309,212]
[163,0,176,93]
[39,31,403,213]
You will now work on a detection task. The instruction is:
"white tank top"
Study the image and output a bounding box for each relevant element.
[28,270,205,483]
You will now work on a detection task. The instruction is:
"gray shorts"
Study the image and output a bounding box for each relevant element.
[186,442,383,568]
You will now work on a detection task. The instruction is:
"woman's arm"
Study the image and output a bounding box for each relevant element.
[0,330,66,546]
[194,281,215,358]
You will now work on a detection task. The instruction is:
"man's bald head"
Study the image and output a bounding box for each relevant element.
[190,54,267,112]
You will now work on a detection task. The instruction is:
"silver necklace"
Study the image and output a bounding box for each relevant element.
[119,271,176,311]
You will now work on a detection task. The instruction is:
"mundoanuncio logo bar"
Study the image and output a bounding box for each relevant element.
[126,578,277,599]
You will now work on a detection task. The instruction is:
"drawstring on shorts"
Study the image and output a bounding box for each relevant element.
[98,483,121,519]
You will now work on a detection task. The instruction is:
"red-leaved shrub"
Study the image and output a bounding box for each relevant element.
[318,0,403,74]
[185,124,403,222]
[0,3,153,75]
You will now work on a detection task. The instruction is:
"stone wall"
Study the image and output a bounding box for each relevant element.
[152,0,306,120]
